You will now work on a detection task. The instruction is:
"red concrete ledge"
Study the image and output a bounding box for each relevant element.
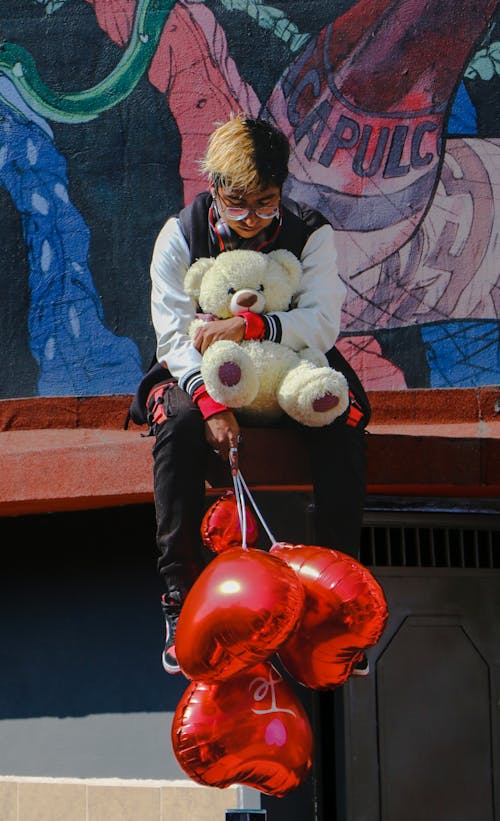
[368,385,499,426]
[0,395,138,432]
[0,387,498,430]
[0,388,498,516]
[0,428,154,516]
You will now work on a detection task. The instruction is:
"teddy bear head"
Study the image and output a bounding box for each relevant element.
[184,248,302,318]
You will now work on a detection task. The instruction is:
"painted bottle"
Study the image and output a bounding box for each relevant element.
[264,0,499,274]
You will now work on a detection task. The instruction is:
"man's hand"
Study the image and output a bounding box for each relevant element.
[194,316,245,355]
[205,410,241,474]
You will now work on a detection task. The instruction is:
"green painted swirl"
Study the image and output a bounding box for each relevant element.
[0,0,174,123]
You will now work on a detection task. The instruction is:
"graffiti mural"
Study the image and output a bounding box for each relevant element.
[0,0,498,397]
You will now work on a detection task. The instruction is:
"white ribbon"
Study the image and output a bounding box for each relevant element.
[232,468,277,550]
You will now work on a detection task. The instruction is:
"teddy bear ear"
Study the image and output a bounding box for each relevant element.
[184,257,214,297]
[268,249,302,289]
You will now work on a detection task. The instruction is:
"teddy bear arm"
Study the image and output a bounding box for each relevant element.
[188,318,205,340]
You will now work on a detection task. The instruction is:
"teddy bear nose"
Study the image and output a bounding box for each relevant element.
[236,292,258,308]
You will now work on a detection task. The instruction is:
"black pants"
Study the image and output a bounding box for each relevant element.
[150,382,368,597]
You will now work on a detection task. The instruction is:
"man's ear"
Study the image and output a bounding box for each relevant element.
[209,180,217,199]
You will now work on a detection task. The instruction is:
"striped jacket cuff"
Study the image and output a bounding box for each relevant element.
[180,368,204,397]
[262,313,282,343]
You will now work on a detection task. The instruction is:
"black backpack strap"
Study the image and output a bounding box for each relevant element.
[125,359,173,428]
[326,346,371,428]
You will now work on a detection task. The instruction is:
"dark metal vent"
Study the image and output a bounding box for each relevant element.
[360,522,499,568]
[361,504,500,569]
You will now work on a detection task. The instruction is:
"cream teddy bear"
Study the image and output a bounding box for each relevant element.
[185,248,349,426]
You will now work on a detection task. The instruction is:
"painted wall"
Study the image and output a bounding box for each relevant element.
[0,0,498,400]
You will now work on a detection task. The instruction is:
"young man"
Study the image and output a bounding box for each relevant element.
[132,114,370,674]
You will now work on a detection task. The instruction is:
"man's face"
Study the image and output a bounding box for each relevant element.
[211,183,281,238]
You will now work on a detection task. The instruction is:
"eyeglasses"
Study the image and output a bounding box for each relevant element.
[216,191,280,222]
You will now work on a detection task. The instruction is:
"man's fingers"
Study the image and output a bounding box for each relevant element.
[193,325,212,352]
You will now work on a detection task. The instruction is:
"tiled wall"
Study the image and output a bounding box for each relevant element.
[0,777,253,821]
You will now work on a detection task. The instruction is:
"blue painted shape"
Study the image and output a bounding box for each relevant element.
[0,84,143,397]
[447,82,478,135]
[421,320,500,387]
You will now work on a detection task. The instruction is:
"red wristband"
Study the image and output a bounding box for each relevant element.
[193,386,228,420]
[236,311,265,340]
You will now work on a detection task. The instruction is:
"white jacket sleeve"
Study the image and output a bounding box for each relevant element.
[150,217,203,383]
[270,223,346,353]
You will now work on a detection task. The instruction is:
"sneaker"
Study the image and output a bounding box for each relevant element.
[351,653,370,677]
[161,592,183,675]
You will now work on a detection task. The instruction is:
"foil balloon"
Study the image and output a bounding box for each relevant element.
[201,491,259,554]
[172,660,313,797]
[270,543,388,689]
[175,547,305,682]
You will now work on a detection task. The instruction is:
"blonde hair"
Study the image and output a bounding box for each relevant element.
[199,112,289,192]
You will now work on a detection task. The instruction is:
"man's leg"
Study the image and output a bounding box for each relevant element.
[149,382,208,672]
[301,420,371,677]
[299,421,367,559]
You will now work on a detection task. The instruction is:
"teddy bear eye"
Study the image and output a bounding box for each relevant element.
[258,284,264,292]
[227,287,236,295]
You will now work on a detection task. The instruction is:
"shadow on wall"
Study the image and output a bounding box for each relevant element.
[0,504,188,719]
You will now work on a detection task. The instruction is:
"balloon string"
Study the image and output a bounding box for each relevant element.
[237,470,277,547]
[232,472,246,549]
[232,470,248,550]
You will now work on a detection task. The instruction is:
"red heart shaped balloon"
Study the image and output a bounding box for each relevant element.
[175,547,305,682]
[201,491,259,553]
[172,660,313,797]
[270,543,388,689]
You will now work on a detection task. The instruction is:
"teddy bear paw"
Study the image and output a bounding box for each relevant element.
[312,392,341,413]
[218,361,242,387]
[278,365,349,427]
[201,341,259,407]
